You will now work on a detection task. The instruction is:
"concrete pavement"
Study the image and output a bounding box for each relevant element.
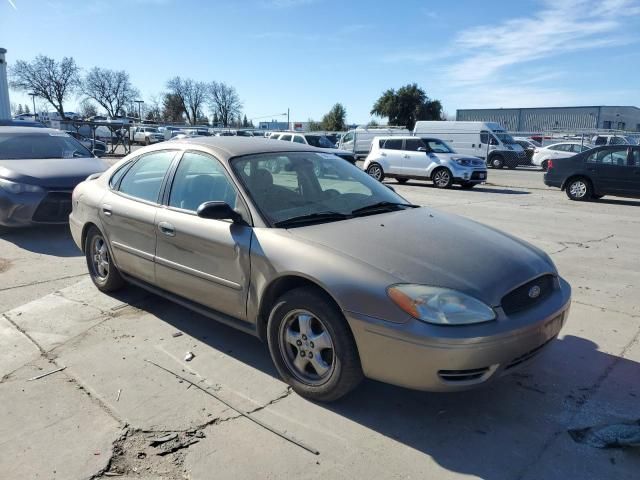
[0,169,638,479]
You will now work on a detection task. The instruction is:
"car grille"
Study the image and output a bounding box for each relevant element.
[438,367,490,383]
[471,171,487,180]
[32,192,72,222]
[501,275,555,315]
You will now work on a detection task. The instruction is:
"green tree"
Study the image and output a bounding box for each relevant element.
[162,93,186,122]
[24,104,30,114]
[16,104,23,115]
[242,114,249,128]
[370,83,443,130]
[307,119,323,131]
[321,103,347,131]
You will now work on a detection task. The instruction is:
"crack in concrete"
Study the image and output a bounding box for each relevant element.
[0,273,88,293]
[573,300,639,319]
[515,322,640,480]
[550,234,615,255]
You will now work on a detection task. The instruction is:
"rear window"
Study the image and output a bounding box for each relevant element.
[0,132,93,159]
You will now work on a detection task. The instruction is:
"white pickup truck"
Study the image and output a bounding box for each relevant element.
[131,126,165,145]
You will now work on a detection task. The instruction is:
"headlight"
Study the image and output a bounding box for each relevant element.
[454,159,472,166]
[387,284,496,325]
[0,177,44,194]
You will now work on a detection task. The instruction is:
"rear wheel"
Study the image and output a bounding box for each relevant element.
[85,226,125,292]
[267,288,363,402]
[366,163,384,182]
[566,177,592,201]
[490,156,505,169]
[432,168,453,189]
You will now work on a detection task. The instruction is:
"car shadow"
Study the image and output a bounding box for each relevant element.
[390,181,530,195]
[116,291,640,479]
[592,197,640,207]
[0,225,81,257]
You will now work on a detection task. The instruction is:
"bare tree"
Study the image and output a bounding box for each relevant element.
[10,55,80,118]
[78,99,98,118]
[166,76,208,124]
[82,67,140,118]
[145,94,162,122]
[208,81,242,127]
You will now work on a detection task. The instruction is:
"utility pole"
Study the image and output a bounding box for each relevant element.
[287,108,290,129]
[28,92,37,119]
[0,48,11,120]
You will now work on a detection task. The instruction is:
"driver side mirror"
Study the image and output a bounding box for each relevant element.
[197,201,243,223]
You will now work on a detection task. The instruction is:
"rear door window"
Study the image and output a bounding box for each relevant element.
[293,135,306,144]
[587,148,629,165]
[279,135,292,142]
[118,151,176,203]
[382,138,403,150]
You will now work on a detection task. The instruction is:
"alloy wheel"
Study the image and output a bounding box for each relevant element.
[433,170,450,187]
[91,236,110,280]
[569,180,587,199]
[278,309,335,386]
[367,165,383,181]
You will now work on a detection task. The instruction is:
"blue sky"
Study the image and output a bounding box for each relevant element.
[2,0,640,123]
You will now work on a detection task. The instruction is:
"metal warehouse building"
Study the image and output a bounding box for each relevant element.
[456,106,640,132]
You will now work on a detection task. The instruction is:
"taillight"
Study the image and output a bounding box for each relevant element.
[547,159,553,170]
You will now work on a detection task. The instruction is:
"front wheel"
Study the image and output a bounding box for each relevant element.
[490,156,504,169]
[432,168,453,189]
[267,288,363,402]
[566,177,592,201]
[366,163,384,182]
[85,226,125,292]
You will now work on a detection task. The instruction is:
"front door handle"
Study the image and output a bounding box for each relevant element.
[158,221,175,236]
[102,204,112,216]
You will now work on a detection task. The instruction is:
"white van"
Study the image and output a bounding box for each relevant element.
[413,121,527,169]
[338,126,410,159]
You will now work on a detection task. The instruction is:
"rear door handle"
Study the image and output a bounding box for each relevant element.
[102,204,112,216]
[158,221,175,236]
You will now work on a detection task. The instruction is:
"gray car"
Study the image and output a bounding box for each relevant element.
[70,137,571,401]
[0,127,109,227]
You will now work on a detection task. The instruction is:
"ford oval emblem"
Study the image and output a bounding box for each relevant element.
[528,285,541,299]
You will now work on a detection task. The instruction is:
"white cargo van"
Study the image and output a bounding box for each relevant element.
[338,126,410,159]
[413,121,528,169]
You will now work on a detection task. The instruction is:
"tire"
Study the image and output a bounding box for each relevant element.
[396,178,409,184]
[267,287,363,402]
[85,226,125,292]
[490,156,504,169]
[366,163,384,182]
[460,182,476,189]
[432,168,453,189]
[565,177,592,201]
[145,137,150,146]
[541,160,549,172]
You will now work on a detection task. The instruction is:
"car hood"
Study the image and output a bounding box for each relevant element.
[0,157,109,189]
[289,207,556,307]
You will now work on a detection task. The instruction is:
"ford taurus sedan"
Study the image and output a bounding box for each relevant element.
[70,137,571,401]
[0,127,108,227]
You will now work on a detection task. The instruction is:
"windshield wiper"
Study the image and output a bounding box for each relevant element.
[273,211,350,228]
[351,201,418,217]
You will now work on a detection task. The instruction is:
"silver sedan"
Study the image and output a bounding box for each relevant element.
[70,137,571,401]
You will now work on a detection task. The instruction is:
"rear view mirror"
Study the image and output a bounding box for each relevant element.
[197,201,243,223]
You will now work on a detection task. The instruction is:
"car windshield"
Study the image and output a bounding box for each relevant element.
[231,152,414,227]
[305,135,336,148]
[422,139,454,153]
[0,132,94,159]
[146,128,159,133]
[494,131,516,144]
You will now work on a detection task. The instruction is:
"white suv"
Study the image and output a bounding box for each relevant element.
[363,136,487,189]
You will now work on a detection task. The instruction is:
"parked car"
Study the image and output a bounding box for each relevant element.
[274,133,356,164]
[131,126,164,145]
[514,138,541,163]
[544,145,640,201]
[532,142,591,171]
[70,137,571,401]
[338,126,410,159]
[0,127,108,227]
[363,136,487,188]
[64,130,107,156]
[591,134,638,146]
[414,121,528,169]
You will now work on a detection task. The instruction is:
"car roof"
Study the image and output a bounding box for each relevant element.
[167,136,322,160]
[373,136,416,140]
[0,126,66,134]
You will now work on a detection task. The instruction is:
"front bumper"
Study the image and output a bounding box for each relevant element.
[452,167,487,183]
[345,277,571,392]
[0,189,73,227]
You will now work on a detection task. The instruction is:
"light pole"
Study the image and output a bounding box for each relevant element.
[28,92,37,119]
[134,100,144,122]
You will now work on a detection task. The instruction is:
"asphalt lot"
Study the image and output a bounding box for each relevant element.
[1,168,639,479]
